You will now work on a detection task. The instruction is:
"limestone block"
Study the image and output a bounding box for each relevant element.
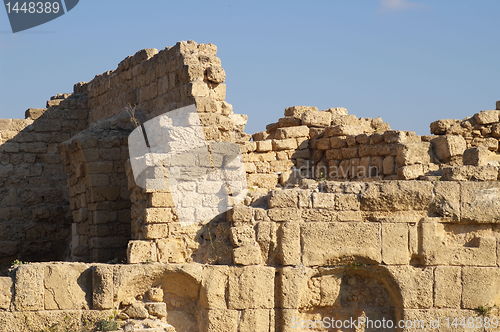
[421,221,497,266]
[301,110,332,127]
[144,208,177,223]
[275,309,301,332]
[209,82,226,100]
[268,208,301,222]
[13,264,44,311]
[434,266,461,308]
[229,226,255,247]
[276,267,311,309]
[396,142,432,166]
[0,277,12,310]
[202,309,239,332]
[313,137,331,150]
[277,223,301,265]
[255,222,278,264]
[301,222,381,265]
[397,164,425,180]
[157,238,187,263]
[284,106,318,119]
[312,193,360,210]
[247,173,278,189]
[330,136,348,148]
[359,181,433,212]
[92,265,114,310]
[382,223,409,264]
[301,208,362,223]
[441,165,499,181]
[431,135,466,162]
[200,266,229,309]
[124,302,149,319]
[269,190,299,208]
[277,116,302,128]
[44,263,91,310]
[463,147,496,166]
[256,140,273,152]
[145,301,167,318]
[205,65,226,83]
[239,309,272,332]
[387,266,433,309]
[382,155,395,175]
[460,182,500,223]
[127,240,157,263]
[233,245,263,265]
[276,125,310,139]
[430,181,460,220]
[25,108,46,120]
[272,138,298,151]
[462,267,500,309]
[228,266,274,309]
[148,192,175,207]
[473,110,499,125]
[143,224,169,239]
[229,206,254,225]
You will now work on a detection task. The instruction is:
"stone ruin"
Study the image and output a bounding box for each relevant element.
[0,40,498,331]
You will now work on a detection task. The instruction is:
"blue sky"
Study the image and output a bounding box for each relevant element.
[1,0,499,134]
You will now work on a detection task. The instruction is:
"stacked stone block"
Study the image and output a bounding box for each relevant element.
[0,41,498,331]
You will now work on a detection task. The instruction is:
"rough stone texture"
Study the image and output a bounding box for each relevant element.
[0,277,12,310]
[0,41,498,331]
[44,263,91,310]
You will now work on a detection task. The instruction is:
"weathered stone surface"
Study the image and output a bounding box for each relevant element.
[387,266,433,309]
[460,182,500,223]
[269,190,299,208]
[92,265,114,310]
[44,263,91,310]
[277,223,300,265]
[13,264,44,311]
[434,266,461,308]
[301,222,381,265]
[275,126,310,139]
[431,135,467,162]
[203,309,239,332]
[359,181,433,211]
[238,309,272,332]
[301,110,332,127]
[233,245,263,265]
[127,240,157,263]
[382,223,409,264]
[228,266,274,309]
[200,266,229,309]
[462,267,500,309]
[421,220,497,266]
[473,110,499,125]
[0,277,12,310]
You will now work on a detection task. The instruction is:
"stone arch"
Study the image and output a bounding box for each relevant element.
[113,265,203,331]
[297,264,404,331]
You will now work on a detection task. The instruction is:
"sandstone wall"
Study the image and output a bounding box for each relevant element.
[0,94,88,267]
[0,41,498,331]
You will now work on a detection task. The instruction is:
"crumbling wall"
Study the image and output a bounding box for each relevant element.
[0,41,498,332]
[0,93,88,267]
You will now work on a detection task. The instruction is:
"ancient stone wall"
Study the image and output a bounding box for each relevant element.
[0,93,88,267]
[0,41,498,331]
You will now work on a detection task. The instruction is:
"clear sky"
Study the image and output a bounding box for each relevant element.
[1,0,499,135]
